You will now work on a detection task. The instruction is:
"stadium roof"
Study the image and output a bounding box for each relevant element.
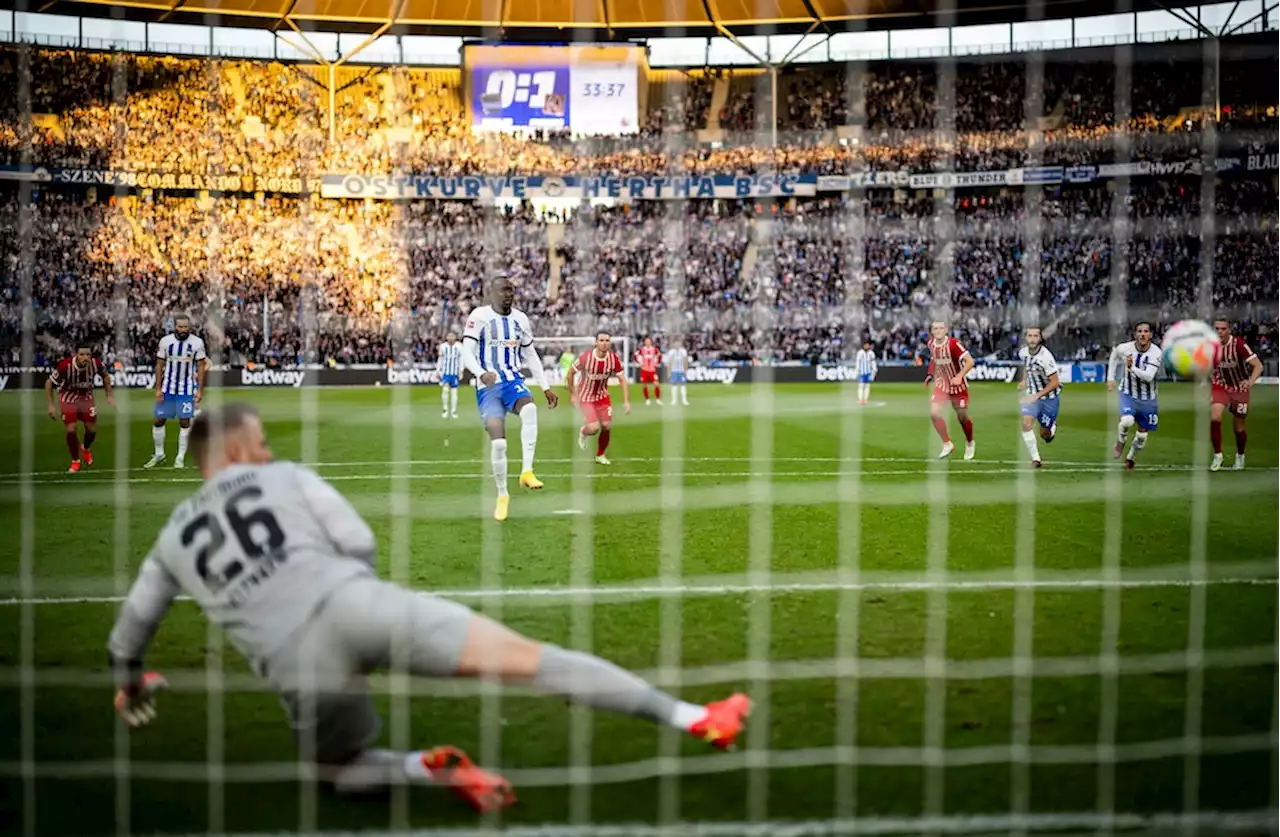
[8,0,1210,38]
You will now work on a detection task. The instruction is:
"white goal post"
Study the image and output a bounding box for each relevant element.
[534,334,632,387]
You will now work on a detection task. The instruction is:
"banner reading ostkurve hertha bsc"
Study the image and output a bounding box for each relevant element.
[320,174,819,200]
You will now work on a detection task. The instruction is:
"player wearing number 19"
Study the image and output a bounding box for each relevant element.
[1107,322,1163,470]
[107,403,751,813]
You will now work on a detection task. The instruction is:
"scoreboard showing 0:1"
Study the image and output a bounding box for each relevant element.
[465,44,644,135]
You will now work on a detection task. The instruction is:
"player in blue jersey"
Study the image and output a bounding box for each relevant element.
[144,314,209,469]
[1107,322,1163,469]
[1016,327,1061,468]
[438,333,462,419]
[854,341,878,405]
[460,280,558,521]
[665,339,690,406]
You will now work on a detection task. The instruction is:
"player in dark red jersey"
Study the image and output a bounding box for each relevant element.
[924,321,976,459]
[634,337,662,406]
[1209,318,1263,471]
[567,332,631,465]
[45,345,114,472]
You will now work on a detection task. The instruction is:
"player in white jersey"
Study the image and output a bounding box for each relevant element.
[854,341,878,405]
[1107,322,1163,469]
[437,333,462,419]
[460,279,558,521]
[665,340,690,406]
[107,404,750,812]
[1016,327,1061,468]
[144,314,209,470]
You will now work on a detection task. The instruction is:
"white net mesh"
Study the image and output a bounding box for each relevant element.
[0,14,1277,837]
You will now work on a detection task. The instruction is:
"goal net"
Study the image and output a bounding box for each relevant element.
[2,18,1277,837]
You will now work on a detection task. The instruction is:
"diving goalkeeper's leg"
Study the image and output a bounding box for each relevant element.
[452,609,751,750]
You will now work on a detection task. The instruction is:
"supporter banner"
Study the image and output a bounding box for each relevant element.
[319,173,820,201]
[0,166,305,193]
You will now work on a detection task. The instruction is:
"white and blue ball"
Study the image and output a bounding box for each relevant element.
[1161,319,1219,378]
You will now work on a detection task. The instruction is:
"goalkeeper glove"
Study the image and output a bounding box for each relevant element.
[114,671,167,728]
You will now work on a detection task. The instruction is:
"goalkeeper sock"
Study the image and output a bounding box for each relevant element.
[533,643,702,729]
[491,439,509,497]
[518,403,537,473]
[597,427,611,456]
[65,430,80,461]
[1021,430,1040,462]
[1210,420,1223,454]
[152,425,166,457]
[177,427,191,461]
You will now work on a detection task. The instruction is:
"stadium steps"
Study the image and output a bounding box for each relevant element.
[706,74,731,130]
[740,221,760,280]
[120,199,171,272]
[546,223,566,301]
[225,65,248,112]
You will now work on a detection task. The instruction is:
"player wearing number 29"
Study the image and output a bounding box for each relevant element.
[45,345,114,472]
[924,321,976,460]
[145,314,209,470]
[107,403,750,813]
[460,279,558,522]
[1016,327,1060,468]
[566,331,631,465]
[1209,318,1263,471]
[1107,322,1163,470]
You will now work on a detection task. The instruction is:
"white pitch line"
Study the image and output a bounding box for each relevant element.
[0,574,1273,608]
[5,454,1228,478]
[9,464,1271,487]
[146,809,1278,837]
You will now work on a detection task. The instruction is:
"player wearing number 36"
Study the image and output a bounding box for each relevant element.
[107,403,749,812]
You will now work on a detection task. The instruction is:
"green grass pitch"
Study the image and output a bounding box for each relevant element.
[0,381,1275,836]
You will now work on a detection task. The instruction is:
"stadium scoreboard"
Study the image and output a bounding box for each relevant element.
[464,44,645,135]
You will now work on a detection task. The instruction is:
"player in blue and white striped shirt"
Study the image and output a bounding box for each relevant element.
[1016,327,1061,468]
[854,341,877,405]
[461,279,558,521]
[1107,322,1163,469]
[438,333,462,419]
[666,340,690,406]
[144,314,209,470]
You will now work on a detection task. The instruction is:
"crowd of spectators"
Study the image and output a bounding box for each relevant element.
[0,41,1275,369]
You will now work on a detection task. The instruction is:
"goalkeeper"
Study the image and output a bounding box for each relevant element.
[107,403,749,813]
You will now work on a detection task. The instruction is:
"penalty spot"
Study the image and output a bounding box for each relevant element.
[553,509,585,516]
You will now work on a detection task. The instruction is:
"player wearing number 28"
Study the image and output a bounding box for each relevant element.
[925,321,976,460]
[1209,318,1263,471]
[107,403,750,813]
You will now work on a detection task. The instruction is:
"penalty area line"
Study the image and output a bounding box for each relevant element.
[150,809,1278,837]
[1,574,1274,608]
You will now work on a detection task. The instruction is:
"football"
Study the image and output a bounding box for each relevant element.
[1161,319,1220,378]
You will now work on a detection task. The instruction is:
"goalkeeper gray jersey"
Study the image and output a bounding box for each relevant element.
[108,461,377,677]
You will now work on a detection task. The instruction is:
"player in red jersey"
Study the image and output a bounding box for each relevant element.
[567,331,631,465]
[1208,318,1263,471]
[634,336,662,406]
[924,321,976,459]
[45,345,114,472]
